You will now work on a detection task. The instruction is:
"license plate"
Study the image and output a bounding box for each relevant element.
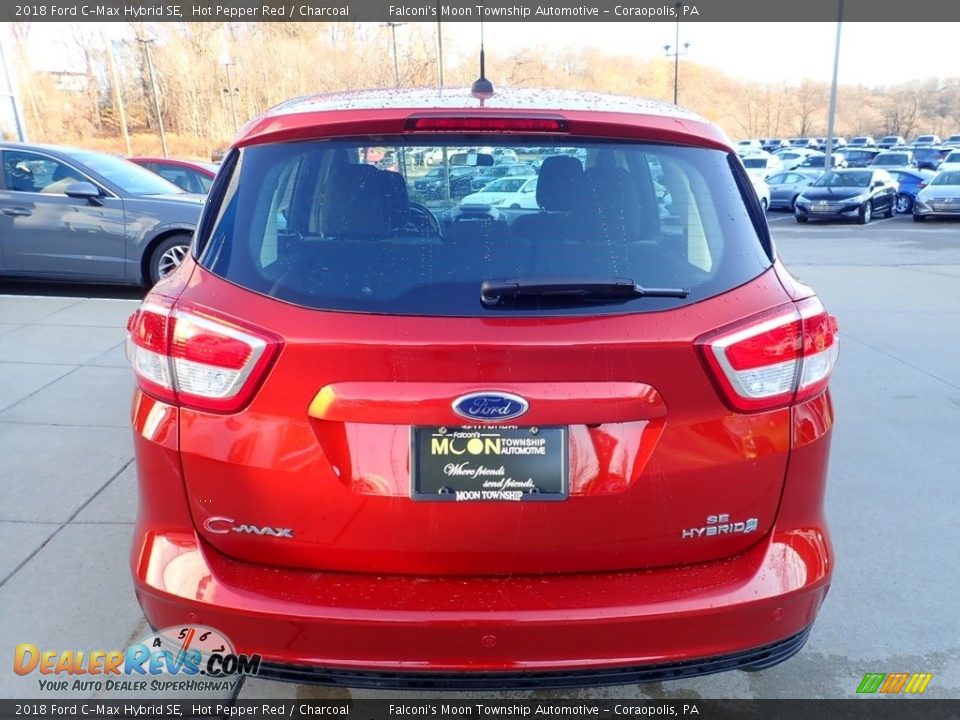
[811,205,833,213]
[411,426,567,501]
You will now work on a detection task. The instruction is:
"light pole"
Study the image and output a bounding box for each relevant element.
[436,0,444,88]
[222,60,239,135]
[102,32,131,155]
[381,22,406,88]
[138,38,167,158]
[664,3,690,106]
[824,0,844,173]
[0,32,26,141]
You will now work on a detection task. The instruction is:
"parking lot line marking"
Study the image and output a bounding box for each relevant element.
[0,458,135,590]
[840,332,960,393]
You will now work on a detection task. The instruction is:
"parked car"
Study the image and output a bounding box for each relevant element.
[469,162,536,191]
[130,157,218,195]
[735,139,763,155]
[740,152,783,180]
[765,171,818,210]
[794,152,845,176]
[912,146,950,171]
[877,135,905,150]
[774,148,815,171]
[423,147,446,165]
[761,138,790,152]
[913,169,960,221]
[871,150,916,169]
[491,148,518,164]
[126,87,838,687]
[912,134,941,147]
[886,168,936,213]
[459,175,537,207]
[815,136,847,151]
[0,143,203,285]
[795,168,898,223]
[842,148,882,168]
[848,136,876,148]
[943,134,960,148]
[789,137,818,149]
[749,174,770,211]
[412,165,478,199]
[937,149,960,172]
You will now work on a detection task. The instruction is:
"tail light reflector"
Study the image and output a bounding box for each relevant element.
[127,300,281,413]
[698,298,838,412]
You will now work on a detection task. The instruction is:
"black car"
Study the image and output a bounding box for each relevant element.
[412,166,478,199]
[0,143,204,285]
[843,148,881,168]
[794,168,898,224]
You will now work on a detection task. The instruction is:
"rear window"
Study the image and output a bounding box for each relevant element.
[198,138,771,317]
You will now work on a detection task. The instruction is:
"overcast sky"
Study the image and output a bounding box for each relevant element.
[13,22,958,87]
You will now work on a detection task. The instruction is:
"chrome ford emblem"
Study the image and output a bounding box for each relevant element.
[452,392,529,423]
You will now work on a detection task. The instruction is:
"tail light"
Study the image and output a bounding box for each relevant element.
[127,299,281,413]
[697,298,838,412]
[406,116,568,133]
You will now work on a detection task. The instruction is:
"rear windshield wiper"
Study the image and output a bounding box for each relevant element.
[480,278,689,306]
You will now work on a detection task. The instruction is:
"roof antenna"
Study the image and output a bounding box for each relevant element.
[470,14,494,102]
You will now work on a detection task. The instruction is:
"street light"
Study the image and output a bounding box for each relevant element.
[435,0,444,88]
[664,2,690,106]
[381,22,406,88]
[220,56,239,135]
[0,32,27,141]
[137,37,167,158]
[824,0,844,172]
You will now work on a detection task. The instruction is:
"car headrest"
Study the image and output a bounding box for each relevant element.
[52,164,82,183]
[584,166,642,241]
[378,170,410,230]
[320,164,393,239]
[536,155,584,210]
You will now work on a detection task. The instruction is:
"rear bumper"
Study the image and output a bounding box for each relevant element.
[130,387,834,685]
[254,629,812,690]
[133,524,830,680]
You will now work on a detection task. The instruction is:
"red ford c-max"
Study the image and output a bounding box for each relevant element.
[128,88,837,688]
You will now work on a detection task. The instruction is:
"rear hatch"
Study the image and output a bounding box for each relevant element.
[132,129,819,576]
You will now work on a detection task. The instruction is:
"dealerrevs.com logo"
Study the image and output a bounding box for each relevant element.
[14,626,261,693]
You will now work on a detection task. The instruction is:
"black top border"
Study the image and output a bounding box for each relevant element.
[1,0,955,23]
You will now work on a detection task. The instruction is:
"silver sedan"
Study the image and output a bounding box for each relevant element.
[765,171,819,210]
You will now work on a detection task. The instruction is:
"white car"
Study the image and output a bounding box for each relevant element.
[936,150,960,173]
[459,176,536,207]
[741,152,784,180]
[736,139,763,155]
[490,177,540,209]
[750,175,771,211]
[774,148,815,171]
[423,148,445,165]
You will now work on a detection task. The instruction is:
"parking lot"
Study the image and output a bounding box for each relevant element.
[1,213,958,702]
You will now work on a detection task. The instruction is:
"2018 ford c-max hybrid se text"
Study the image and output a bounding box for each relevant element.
[127,88,837,689]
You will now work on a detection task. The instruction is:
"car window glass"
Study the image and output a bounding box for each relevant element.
[3,151,86,194]
[199,139,770,317]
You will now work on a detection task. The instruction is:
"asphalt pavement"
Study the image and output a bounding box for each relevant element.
[1,213,958,700]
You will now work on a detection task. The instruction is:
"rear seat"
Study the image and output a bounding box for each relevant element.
[511,155,587,243]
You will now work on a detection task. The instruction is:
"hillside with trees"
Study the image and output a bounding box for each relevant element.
[5,21,959,158]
